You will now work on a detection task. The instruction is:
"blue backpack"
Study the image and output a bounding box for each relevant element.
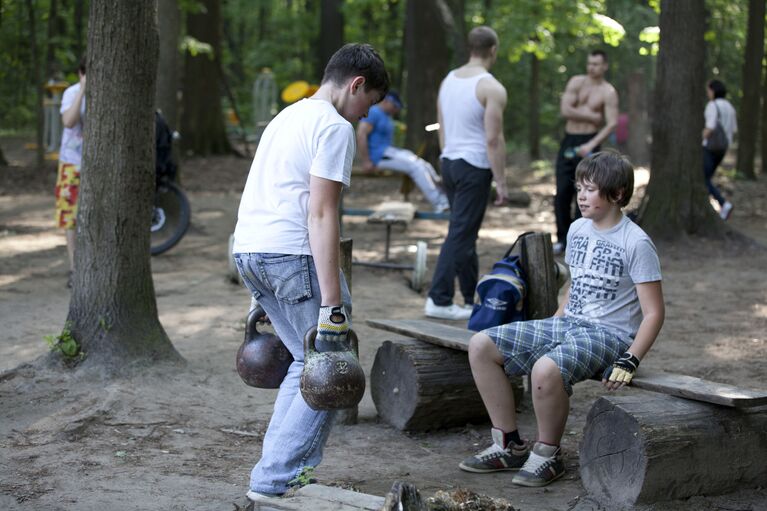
[467,235,528,332]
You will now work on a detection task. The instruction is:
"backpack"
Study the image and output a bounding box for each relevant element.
[707,102,729,153]
[155,110,177,183]
[467,234,528,332]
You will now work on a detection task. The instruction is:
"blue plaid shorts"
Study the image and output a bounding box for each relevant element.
[482,317,629,396]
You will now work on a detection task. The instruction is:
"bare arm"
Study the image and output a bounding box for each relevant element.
[355,122,375,172]
[481,79,508,205]
[437,102,445,150]
[62,75,86,129]
[554,283,570,317]
[579,86,619,156]
[308,175,343,306]
[603,280,665,390]
[560,77,601,124]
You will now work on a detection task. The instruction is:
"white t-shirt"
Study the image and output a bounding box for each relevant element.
[438,70,492,169]
[565,216,662,343]
[704,98,737,146]
[233,99,354,255]
[59,83,85,165]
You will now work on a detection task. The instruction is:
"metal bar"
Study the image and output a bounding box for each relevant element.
[352,260,414,271]
[341,208,449,221]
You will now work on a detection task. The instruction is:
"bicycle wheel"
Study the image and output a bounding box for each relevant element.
[151,181,191,255]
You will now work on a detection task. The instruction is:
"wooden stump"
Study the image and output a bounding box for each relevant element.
[580,393,767,507]
[335,237,358,426]
[371,339,523,431]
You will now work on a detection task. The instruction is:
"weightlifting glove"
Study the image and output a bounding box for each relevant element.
[604,351,640,384]
[316,305,350,346]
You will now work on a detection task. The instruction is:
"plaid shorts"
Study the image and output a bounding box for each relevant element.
[482,317,629,396]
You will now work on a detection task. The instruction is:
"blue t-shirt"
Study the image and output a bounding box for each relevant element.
[360,105,393,164]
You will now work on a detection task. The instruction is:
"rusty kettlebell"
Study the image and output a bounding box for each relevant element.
[299,326,365,410]
[236,305,294,388]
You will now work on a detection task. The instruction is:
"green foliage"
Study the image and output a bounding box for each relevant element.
[44,321,81,358]
[180,36,214,58]
[288,466,315,488]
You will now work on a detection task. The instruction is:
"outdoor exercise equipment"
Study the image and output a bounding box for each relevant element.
[281,80,319,104]
[300,327,365,410]
[252,68,278,143]
[236,304,293,389]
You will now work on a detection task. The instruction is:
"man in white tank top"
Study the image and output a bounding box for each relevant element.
[425,26,508,321]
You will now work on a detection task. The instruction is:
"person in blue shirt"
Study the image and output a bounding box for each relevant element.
[356,91,449,212]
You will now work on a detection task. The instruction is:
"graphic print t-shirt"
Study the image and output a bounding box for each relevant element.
[565,216,662,342]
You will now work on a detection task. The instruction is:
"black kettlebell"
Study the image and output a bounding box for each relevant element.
[299,327,365,410]
[236,305,294,388]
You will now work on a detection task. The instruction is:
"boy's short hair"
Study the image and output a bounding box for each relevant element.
[589,49,608,63]
[575,150,634,207]
[321,43,389,98]
[708,79,727,99]
[467,26,498,58]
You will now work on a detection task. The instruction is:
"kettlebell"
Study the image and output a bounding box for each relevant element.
[299,327,365,410]
[236,305,294,388]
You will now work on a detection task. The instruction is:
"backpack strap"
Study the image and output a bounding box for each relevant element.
[503,231,535,259]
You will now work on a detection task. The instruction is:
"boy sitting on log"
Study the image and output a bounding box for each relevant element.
[460,150,665,487]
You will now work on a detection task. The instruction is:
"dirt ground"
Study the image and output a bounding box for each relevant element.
[1,136,766,511]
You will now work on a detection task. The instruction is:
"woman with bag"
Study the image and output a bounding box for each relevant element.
[702,79,737,220]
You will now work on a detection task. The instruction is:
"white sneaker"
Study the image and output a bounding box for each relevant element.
[552,242,565,255]
[720,201,733,220]
[246,490,281,503]
[424,297,472,320]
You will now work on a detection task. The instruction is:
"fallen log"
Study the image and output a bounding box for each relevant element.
[579,393,767,507]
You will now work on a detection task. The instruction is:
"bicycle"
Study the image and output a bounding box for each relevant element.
[151,111,190,256]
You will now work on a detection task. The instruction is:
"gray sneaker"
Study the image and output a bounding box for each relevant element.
[459,429,530,473]
[512,442,565,487]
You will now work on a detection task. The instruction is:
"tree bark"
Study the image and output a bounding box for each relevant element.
[316,0,344,83]
[641,0,724,240]
[156,0,181,128]
[181,0,231,156]
[762,61,767,175]
[626,69,650,166]
[67,0,182,374]
[404,0,450,169]
[580,393,767,507]
[528,53,540,160]
[736,0,765,180]
[0,145,7,166]
[25,0,44,168]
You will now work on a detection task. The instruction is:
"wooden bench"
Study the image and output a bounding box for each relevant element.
[365,201,416,261]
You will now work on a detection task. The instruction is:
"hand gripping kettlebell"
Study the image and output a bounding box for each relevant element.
[236,305,294,388]
[299,327,365,410]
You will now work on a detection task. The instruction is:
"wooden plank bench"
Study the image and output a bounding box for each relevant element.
[365,201,416,262]
[248,484,384,510]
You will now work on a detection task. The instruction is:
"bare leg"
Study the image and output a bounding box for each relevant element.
[468,333,517,431]
[65,229,76,272]
[530,356,569,445]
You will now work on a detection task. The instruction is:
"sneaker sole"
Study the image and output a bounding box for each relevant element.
[511,469,565,487]
[458,462,522,473]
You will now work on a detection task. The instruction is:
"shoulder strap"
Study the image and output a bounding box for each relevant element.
[503,231,535,259]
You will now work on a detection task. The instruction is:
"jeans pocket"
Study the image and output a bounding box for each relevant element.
[234,254,263,300]
[261,254,313,304]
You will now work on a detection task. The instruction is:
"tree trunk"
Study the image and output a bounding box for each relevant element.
[181,0,231,156]
[0,145,7,166]
[580,393,767,507]
[762,61,767,175]
[626,69,650,166]
[528,53,540,160]
[404,0,450,168]
[156,0,181,128]
[641,0,724,240]
[25,0,44,168]
[67,0,183,374]
[316,0,344,83]
[45,0,59,79]
[736,0,765,180]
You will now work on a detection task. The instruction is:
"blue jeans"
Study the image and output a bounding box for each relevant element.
[703,147,727,206]
[233,252,352,495]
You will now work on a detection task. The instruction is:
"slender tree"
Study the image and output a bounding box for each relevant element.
[65,0,183,374]
[24,0,44,167]
[317,0,344,82]
[156,0,181,128]
[181,0,231,155]
[735,0,765,180]
[641,0,726,240]
[762,61,767,175]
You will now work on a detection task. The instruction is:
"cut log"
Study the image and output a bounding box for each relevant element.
[371,339,523,431]
[336,238,357,426]
[580,393,767,507]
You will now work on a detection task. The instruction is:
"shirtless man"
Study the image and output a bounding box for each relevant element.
[553,50,618,254]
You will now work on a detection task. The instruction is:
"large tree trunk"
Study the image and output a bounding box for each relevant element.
[67,0,182,374]
[156,0,181,128]
[316,0,344,82]
[404,0,450,168]
[641,0,724,240]
[736,0,765,180]
[181,0,231,156]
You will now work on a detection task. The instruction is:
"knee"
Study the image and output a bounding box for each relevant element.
[468,333,501,366]
[531,358,565,395]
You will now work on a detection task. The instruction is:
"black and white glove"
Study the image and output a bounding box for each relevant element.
[603,351,640,384]
[316,305,350,345]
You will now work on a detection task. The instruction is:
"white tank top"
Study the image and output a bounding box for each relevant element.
[439,70,492,169]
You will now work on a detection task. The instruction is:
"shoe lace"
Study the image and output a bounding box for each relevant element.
[476,442,508,460]
[521,451,554,475]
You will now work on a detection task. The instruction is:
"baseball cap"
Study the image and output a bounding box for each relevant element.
[385,90,402,109]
